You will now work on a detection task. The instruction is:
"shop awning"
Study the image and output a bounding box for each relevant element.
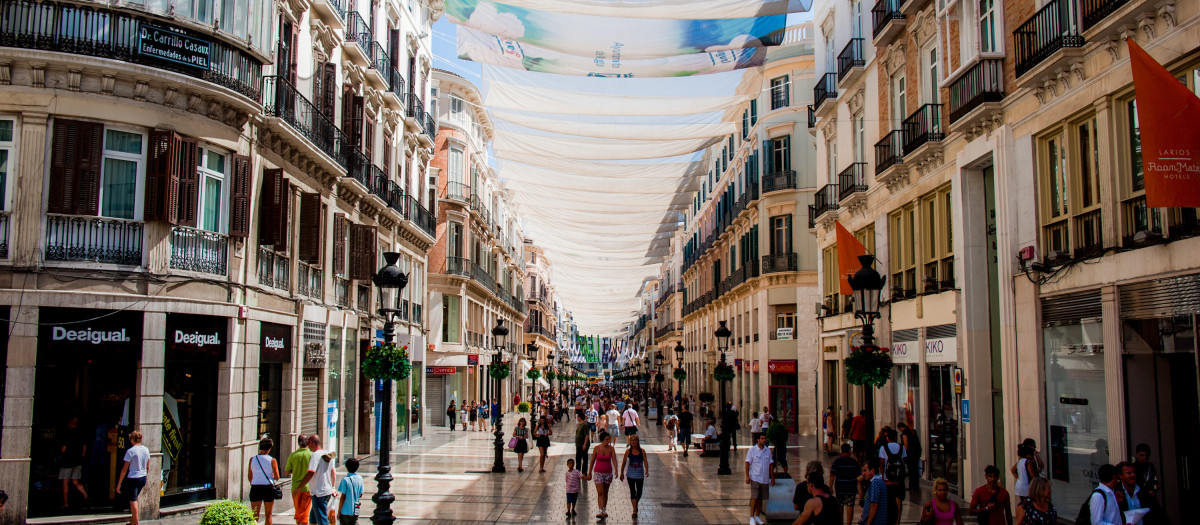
[538,377,550,389]
[431,354,471,367]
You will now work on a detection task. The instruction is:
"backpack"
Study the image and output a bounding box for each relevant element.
[666,417,677,431]
[883,444,906,482]
[1074,489,1105,525]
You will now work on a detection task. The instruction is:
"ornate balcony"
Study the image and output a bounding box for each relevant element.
[405,195,435,238]
[444,256,471,277]
[170,226,227,276]
[813,73,838,116]
[1013,0,1085,84]
[257,246,290,291]
[812,184,840,224]
[443,181,470,203]
[838,162,868,209]
[762,252,798,274]
[871,0,907,46]
[837,38,866,87]
[875,130,906,182]
[948,58,1006,133]
[405,93,424,131]
[262,75,346,168]
[311,0,346,28]
[343,11,372,65]
[366,41,392,91]
[297,261,323,300]
[902,103,945,158]
[762,170,797,194]
[45,214,143,266]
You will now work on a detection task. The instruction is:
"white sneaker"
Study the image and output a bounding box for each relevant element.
[750,516,762,525]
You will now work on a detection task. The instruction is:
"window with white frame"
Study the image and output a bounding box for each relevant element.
[854,114,866,163]
[101,128,145,220]
[925,46,940,104]
[198,146,228,233]
[450,95,465,121]
[448,147,464,184]
[0,118,14,211]
[892,73,907,126]
[979,0,997,53]
[770,76,790,109]
[852,0,863,39]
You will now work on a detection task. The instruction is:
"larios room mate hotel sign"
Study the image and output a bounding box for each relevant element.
[137,23,211,70]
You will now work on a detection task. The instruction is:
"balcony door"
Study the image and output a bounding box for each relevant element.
[770,215,792,255]
[892,73,907,128]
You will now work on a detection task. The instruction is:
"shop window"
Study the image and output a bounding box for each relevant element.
[822,245,839,313]
[1038,114,1103,261]
[920,184,954,293]
[889,204,916,300]
[1043,314,1106,518]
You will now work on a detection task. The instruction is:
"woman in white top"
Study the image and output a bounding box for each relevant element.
[247,438,281,525]
[1011,444,1040,501]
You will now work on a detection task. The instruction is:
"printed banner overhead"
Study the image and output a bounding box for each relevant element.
[447,0,786,59]
[1128,38,1200,208]
[492,110,737,140]
[458,26,766,77]
[478,0,812,19]
[485,79,751,115]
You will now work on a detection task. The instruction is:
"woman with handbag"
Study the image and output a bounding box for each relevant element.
[512,417,530,472]
[248,438,281,525]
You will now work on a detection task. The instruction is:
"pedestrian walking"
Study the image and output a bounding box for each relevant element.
[850,411,869,464]
[490,399,501,431]
[606,404,621,440]
[58,416,89,509]
[621,403,640,440]
[513,417,530,472]
[861,458,889,525]
[823,406,837,455]
[751,411,763,443]
[565,458,586,517]
[794,474,840,525]
[829,443,861,525]
[745,433,776,525]
[897,422,921,490]
[586,402,599,441]
[298,436,336,525]
[729,403,740,451]
[1014,477,1056,525]
[478,402,489,432]
[1012,444,1039,502]
[468,401,478,431]
[284,434,313,525]
[919,478,964,525]
[114,430,149,525]
[575,412,591,476]
[664,409,679,451]
[247,438,280,525]
[535,414,553,473]
[588,431,618,519]
[620,434,649,518]
[333,458,363,525]
[968,465,1012,525]
[446,400,457,431]
[679,404,695,457]
[1084,464,1123,525]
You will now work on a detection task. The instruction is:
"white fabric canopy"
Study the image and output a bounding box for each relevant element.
[494,131,719,160]
[492,110,736,140]
[500,163,699,194]
[486,81,750,115]
[481,0,813,19]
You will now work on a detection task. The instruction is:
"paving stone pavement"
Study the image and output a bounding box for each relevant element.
[142,411,948,524]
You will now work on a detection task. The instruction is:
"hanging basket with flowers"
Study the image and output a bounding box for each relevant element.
[489,361,511,380]
[362,343,412,381]
[655,372,666,383]
[526,368,542,381]
[673,367,687,382]
[545,370,556,381]
[713,362,735,382]
[845,346,893,388]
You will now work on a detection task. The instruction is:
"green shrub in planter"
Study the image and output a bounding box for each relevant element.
[517,401,531,413]
[766,422,789,445]
[200,500,255,525]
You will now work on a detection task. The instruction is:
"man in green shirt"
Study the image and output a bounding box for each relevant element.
[574,413,591,475]
[284,434,313,525]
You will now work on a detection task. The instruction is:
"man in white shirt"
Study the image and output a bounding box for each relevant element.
[744,433,776,525]
[749,411,764,443]
[298,436,337,525]
[605,404,621,439]
[586,405,599,441]
[1089,464,1129,525]
[621,404,640,441]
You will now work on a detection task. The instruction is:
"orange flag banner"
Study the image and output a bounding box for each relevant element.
[835,221,866,296]
[1128,38,1200,208]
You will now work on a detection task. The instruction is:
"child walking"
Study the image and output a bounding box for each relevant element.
[333,458,364,525]
[565,458,588,517]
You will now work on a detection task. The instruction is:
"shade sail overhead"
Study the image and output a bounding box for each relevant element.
[446,0,788,59]
[486,79,751,115]
[458,26,766,77]
[492,109,737,140]
[474,0,812,19]
[494,131,720,160]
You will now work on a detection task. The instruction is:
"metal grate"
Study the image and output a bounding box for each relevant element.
[1041,291,1102,326]
[891,328,918,343]
[1120,274,1200,320]
[926,323,957,339]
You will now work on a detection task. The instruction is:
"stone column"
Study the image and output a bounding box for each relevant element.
[11,112,47,267]
[137,312,166,519]
[0,305,37,525]
[216,317,254,502]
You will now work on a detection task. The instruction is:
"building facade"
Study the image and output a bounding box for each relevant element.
[671,24,822,436]
[0,0,443,521]
[810,0,1198,516]
[427,68,529,426]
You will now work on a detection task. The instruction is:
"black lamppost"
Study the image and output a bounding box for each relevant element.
[674,341,685,408]
[654,351,665,425]
[370,252,408,525]
[491,320,509,473]
[847,254,886,442]
[526,341,538,400]
[714,320,733,475]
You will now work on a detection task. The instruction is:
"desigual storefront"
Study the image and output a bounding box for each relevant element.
[161,314,225,506]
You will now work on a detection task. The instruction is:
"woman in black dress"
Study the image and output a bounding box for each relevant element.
[535,415,553,472]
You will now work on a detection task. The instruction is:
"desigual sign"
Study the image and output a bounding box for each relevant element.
[260,322,292,363]
[39,307,143,357]
[166,313,227,360]
[174,330,220,346]
[52,326,131,344]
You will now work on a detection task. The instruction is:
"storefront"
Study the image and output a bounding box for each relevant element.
[257,322,291,459]
[890,328,919,442]
[767,360,797,432]
[30,308,142,517]
[162,313,223,506]
[924,323,959,490]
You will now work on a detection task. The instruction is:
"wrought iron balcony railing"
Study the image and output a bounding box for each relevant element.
[405,195,435,236]
[761,252,798,274]
[0,0,264,100]
[0,211,9,258]
[297,261,323,300]
[334,276,351,307]
[263,76,346,167]
[1013,0,1085,77]
[948,59,1005,123]
[45,214,142,265]
[838,163,868,200]
[170,226,227,276]
[875,130,904,175]
[368,41,392,89]
[257,246,290,291]
[872,0,905,39]
[902,103,945,155]
[762,170,797,193]
[1082,0,1131,31]
[813,184,840,218]
[443,181,470,203]
[344,11,372,53]
[445,256,470,276]
[406,93,424,119]
[814,72,838,110]
[837,38,865,82]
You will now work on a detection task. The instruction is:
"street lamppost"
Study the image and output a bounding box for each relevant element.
[714,320,733,475]
[674,341,685,408]
[848,254,886,440]
[491,319,509,473]
[654,351,665,425]
[370,252,408,525]
[526,341,538,400]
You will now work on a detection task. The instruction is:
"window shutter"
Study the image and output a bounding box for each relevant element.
[333,213,347,275]
[348,224,376,280]
[321,63,336,121]
[298,192,322,264]
[364,118,375,162]
[174,137,199,227]
[276,180,291,252]
[351,96,365,147]
[48,119,82,214]
[228,154,251,237]
[341,85,354,138]
[73,120,103,216]
[144,130,171,221]
[312,61,324,116]
[258,168,283,246]
[389,28,401,71]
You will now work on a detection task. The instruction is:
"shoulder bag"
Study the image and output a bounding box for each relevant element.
[255,456,283,500]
